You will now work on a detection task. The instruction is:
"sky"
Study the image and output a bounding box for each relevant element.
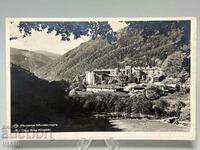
[9,21,127,55]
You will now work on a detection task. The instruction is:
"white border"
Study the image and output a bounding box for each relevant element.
[5,17,197,140]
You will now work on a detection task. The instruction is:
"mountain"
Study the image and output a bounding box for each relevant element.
[35,21,190,82]
[11,64,69,126]
[10,48,59,73]
[36,50,60,60]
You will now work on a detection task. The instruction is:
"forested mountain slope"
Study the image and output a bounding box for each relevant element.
[35,21,190,81]
[11,48,59,73]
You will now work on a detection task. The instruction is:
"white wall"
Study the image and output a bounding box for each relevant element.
[87,88,115,92]
[0,0,199,150]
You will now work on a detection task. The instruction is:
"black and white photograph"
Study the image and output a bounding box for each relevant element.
[6,17,196,140]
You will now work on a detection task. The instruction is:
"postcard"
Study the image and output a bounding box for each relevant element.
[5,17,196,140]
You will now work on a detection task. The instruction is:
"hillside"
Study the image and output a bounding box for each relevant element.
[35,21,190,82]
[10,48,59,73]
[11,64,69,127]
[36,50,60,60]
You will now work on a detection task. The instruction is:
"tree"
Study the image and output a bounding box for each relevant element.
[145,85,164,100]
[12,21,117,43]
[83,100,93,112]
[174,101,186,116]
[95,100,106,112]
[131,94,152,115]
[162,51,189,78]
[117,72,128,85]
[180,105,190,121]
[153,100,170,119]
